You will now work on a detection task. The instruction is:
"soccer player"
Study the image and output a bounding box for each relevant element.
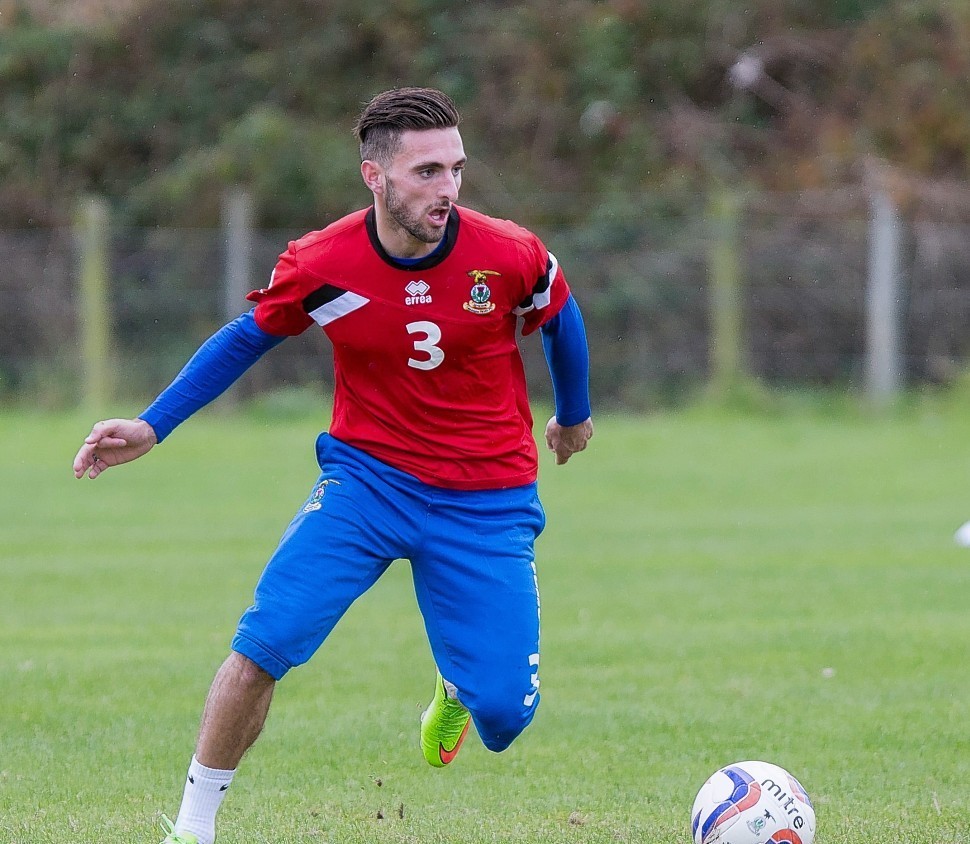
[73,87,593,844]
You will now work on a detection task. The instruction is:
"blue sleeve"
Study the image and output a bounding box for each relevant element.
[139,310,285,442]
[539,294,592,427]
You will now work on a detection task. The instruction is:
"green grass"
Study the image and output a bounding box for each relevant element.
[3,401,970,843]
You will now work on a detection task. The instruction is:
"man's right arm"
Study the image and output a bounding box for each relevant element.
[139,310,284,442]
[73,310,284,479]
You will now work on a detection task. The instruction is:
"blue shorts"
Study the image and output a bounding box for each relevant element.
[232,433,546,751]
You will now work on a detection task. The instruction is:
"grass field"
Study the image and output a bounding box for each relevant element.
[3,400,970,843]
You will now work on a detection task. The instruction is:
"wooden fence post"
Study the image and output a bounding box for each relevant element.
[707,187,746,399]
[75,195,111,411]
[220,188,255,403]
[866,187,903,405]
[222,187,254,322]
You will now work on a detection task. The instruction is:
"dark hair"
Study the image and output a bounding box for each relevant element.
[354,87,461,164]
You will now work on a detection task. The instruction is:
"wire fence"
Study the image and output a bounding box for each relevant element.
[4,191,970,412]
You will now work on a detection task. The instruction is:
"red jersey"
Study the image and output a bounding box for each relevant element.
[246,205,570,490]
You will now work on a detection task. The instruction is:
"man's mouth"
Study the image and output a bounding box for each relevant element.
[428,206,450,226]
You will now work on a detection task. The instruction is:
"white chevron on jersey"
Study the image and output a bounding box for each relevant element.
[514,251,558,316]
[308,291,370,327]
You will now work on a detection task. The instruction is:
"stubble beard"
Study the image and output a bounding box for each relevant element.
[385,178,448,245]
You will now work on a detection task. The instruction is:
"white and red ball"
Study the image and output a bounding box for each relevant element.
[690,760,816,844]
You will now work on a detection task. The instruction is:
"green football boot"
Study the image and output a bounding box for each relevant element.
[159,815,199,844]
[420,671,471,767]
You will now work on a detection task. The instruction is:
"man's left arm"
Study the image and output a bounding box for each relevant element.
[540,294,594,465]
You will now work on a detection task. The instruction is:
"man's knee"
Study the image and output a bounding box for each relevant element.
[471,691,540,753]
[225,650,277,688]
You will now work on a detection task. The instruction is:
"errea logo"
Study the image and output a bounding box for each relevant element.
[405,280,432,305]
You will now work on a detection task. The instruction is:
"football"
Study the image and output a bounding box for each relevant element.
[690,760,816,844]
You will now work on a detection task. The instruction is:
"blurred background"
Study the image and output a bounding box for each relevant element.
[3,0,970,414]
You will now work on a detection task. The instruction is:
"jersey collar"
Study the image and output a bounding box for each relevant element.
[365,206,460,271]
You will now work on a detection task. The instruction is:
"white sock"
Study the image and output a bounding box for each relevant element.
[173,756,235,844]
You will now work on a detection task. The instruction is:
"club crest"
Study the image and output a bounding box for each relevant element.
[463,269,499,314]
[302,478,341,513]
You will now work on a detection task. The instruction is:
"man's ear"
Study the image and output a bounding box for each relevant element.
[361,160,384,195]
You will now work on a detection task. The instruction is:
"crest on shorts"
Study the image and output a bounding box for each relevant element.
[463,269,499,314]
[302,479,341,513]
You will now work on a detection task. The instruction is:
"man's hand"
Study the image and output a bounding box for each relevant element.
[544,416,594,465]
[73,418,158,479]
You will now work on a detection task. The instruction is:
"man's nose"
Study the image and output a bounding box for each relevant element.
[439,171,460,201]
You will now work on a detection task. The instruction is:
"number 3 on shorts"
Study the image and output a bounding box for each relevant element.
[524,652,540,707]
[407,320,445,371]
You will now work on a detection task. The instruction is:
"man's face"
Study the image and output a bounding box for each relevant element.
[374,127,466,253]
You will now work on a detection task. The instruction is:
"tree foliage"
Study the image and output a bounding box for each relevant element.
[6,0,968,230]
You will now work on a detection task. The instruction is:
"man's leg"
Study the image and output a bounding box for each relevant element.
[164,443,419,840]
[413,482,546,760]
[197,652,276,769]
[166,653,275,844]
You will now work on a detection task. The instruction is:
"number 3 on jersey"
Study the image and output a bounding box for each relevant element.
[407,320,445,370]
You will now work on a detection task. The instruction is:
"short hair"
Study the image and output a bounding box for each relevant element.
[354,87,461,164]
